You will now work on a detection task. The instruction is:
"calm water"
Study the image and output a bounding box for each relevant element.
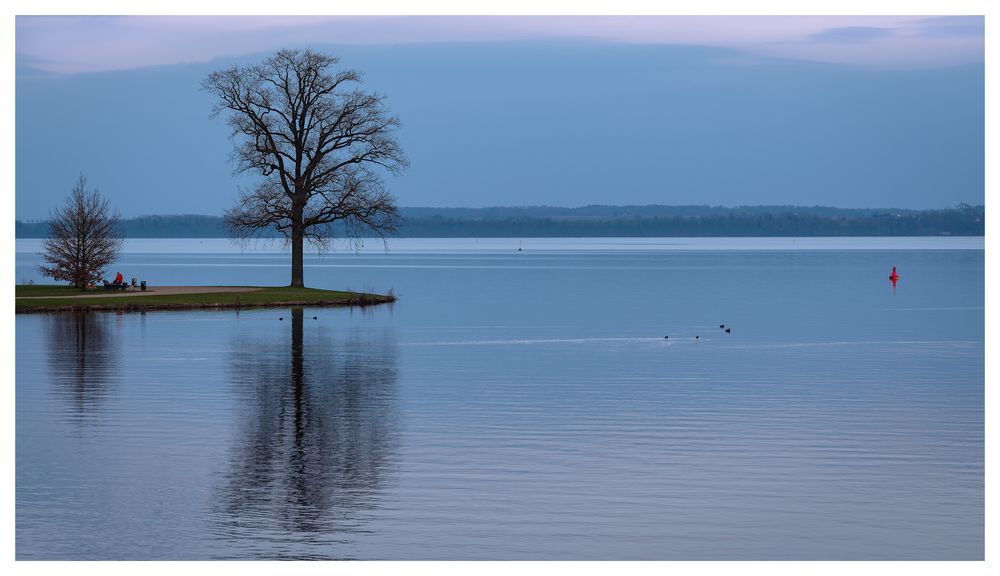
[15,238,984,560]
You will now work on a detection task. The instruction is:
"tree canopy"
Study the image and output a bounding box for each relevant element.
[40,174,124,290]
[203,48,407,286]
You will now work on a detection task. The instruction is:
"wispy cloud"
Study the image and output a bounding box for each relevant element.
[15,15,985,75]
[806,26,893,44]
[912,16,985,37]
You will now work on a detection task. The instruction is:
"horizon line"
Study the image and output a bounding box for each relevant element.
[14,202,984,222]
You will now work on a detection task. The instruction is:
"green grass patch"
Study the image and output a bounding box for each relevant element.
[16,284,94,297]
[15,285,395,313]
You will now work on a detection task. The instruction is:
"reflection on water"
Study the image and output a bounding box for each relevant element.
[213,308,399,559]
[43,312,119,422]
[14,244,983,559]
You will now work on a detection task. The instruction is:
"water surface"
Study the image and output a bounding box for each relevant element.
[15,237,984,559]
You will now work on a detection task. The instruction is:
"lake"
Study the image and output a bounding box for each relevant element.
[14,237,984,560]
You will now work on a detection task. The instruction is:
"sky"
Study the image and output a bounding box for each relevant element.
[14,12,986,218]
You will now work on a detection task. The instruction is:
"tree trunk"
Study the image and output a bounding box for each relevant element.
[290,199,305,287]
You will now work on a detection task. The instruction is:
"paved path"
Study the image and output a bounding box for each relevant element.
[16,286,265,299]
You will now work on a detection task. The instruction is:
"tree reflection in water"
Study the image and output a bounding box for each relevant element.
[43,311,119,422]
[214,308,399,559]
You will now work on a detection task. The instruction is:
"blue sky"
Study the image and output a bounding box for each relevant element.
[14,15,985,218]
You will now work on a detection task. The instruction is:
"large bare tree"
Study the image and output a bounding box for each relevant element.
[39,174,124,291]
[203,48,407,287]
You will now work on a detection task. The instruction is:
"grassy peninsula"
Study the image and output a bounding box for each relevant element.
[15,285,395,314]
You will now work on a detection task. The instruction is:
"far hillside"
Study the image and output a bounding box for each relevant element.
[15,204,985,238]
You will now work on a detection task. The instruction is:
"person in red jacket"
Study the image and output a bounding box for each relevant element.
[114,272,123,284]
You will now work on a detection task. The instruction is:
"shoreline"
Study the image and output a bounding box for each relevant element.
[15,285,265,300]
[15,285,396,314]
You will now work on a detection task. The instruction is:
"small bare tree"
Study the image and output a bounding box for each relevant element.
[40,174,124,291]
[203,48,407,287]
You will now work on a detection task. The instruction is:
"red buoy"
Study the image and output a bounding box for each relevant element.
[889,266,899,287]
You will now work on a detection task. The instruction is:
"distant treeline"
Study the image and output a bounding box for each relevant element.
[15,204,985,238]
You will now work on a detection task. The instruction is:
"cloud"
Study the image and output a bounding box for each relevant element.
[806,26,893,44]
[14,15,985,75]
[912,16,985,37]
[15,53,58,78]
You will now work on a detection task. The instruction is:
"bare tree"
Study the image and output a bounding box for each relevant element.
[39,175,124,291]
[203,48,408,287]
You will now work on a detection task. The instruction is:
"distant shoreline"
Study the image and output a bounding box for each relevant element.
[15,204,985,238]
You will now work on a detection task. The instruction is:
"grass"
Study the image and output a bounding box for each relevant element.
[15,285,395,313]
[15,284,91,297]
